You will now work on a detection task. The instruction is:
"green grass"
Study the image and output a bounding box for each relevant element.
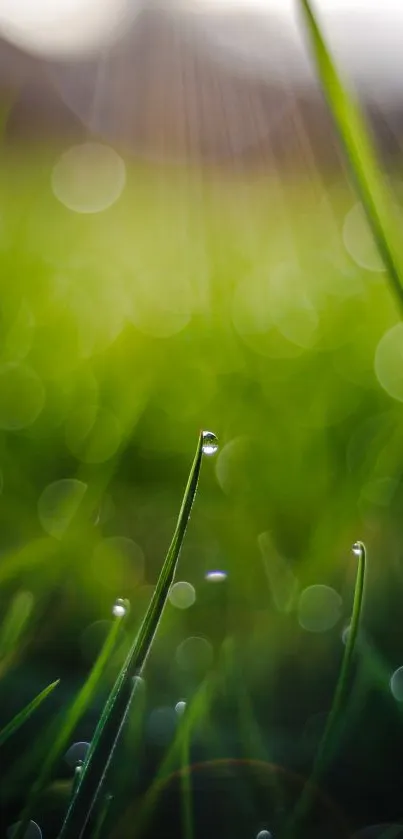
[14,611,126,839]
[298,0,403,313]
[58,431,214,839]
[0,678,59,747]
[287,540,367,835]
[1,4,403,837]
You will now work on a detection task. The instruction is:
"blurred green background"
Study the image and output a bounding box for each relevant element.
[2,76,403,836]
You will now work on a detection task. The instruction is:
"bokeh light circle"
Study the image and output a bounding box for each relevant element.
[390,666,403,701]
[92,537,144,589]
[52,143,126,214]
[0,363,45,430]
[64,741,90,768]
[374,323,403,402]
[65,405,122,463]
[298,585,342,633]
[7,821,42,839]
[175,636,214,675]
[38,478,87,539]
[168,581,196,610]
[342,203,385,272]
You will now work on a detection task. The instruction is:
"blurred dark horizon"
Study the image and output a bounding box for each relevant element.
[0,5,402,171]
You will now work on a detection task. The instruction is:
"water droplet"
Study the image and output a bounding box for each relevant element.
[112,598,129,618]
[205,570,227,582]
[256,831,273,839]
[75,760,84,776]
[132,674,145,693]
[64,741,90,768]
[175,700,187,716]
[168,581,196,610]
[202,430,218,456]
[7,821,42,839]
[352,541,364,559]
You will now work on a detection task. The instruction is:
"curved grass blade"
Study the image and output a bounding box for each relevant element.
[58,431,209,839]
[0,679,60,748]
[298,0,403,313]
[287,540,366,836]
[14,610,125,839]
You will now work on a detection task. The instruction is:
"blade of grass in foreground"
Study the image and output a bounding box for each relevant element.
[58,430,217,839]
[14,606,126,839]
[298,0,403,313]
[0,679,60,748]
[287,541,366,837]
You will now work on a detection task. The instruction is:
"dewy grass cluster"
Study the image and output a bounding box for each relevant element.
[4,429,367,839]
[4,431,215,837]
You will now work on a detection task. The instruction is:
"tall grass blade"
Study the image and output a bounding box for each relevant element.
[58,430,210,839]
[14,611,125,839]
[0,679,60,748]
[287,541,366,836]
[298,0,403,313]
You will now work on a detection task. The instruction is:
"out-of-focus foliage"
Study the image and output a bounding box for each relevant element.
[1,139,403,833]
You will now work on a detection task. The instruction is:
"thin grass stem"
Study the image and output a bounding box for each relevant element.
[14,611,124,839]
[287,541,366,837]
[0,679,60,748]
[58,431,210,839]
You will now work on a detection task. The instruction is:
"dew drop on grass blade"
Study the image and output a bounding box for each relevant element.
[13,603,127,839]
[58,430,218,839]
[287,540,366,835]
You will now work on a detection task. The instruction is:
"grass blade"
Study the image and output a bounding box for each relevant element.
[58,430,212,839]
[14,610,125,839]
[0,679,60,748]
[298,0,403,312]
[128,679,214,839]
[287,540,366,836]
